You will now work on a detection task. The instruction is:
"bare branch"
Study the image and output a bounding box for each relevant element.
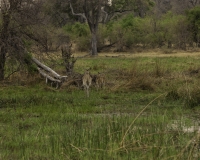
[101,6,108,23]
[69,1,87,22]
[4,64,21,80]
[189,0,198,7]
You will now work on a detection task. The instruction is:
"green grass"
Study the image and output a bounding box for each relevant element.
[0,55,200,159]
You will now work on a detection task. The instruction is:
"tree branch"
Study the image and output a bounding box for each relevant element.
[4,64,21,80]
[69,1,87,22]
[189,0,198,7]
[101,6,108,23]
[32,57,63,80]
[109,9,134,21]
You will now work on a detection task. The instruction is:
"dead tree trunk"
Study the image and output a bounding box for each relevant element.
[37,68,62,89]
[61,44,76,75]
[32,57,63,79]
[32,57,67,89]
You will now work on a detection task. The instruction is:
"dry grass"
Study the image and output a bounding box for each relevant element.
[6,50,200,98]
[73,49,200,58]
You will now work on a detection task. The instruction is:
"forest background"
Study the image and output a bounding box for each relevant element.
[0,0,200,80]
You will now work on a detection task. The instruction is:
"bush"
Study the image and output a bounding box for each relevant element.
[63,23,90,52]
[183,87,200,108]
[62,12,193,52]
[166,90,180,101]
[186,6,200,46]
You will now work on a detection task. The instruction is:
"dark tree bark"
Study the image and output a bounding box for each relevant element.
[0,1,11,80]
[0,47,6,80]
[90,28,98,55]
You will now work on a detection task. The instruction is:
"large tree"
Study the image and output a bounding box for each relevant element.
[69,0,110,56]
[0,0,50,80]
[68,0,153,55]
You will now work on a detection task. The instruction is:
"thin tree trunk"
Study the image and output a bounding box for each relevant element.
[0,47,6,80]
[0,10,11,81]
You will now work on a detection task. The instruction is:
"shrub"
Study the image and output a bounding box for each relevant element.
[63,22,90,51]
[184,87,200,108]
[166,90,180,101]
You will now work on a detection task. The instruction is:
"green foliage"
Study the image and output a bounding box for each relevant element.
[112,0,135,11]
[24,54,38,74]
[22,39,33,50]
[181,86,200,108]
[121,14,135,29]
[111,0,154,14]
[100,15,153,49]
[61,10,196,51]
[148,0,155,7]
[63,22,90,37]
[187,6,200,43]
[63,22,90,51]
[187,6,200,28]
[159,12,190,48]
[98,12,191,50]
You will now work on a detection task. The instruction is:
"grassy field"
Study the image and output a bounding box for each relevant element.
[0,51,200,159]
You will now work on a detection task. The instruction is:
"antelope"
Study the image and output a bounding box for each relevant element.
[82,69,92,97]
[95,72,105,90]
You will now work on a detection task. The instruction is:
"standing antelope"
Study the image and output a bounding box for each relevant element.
[82,69,92,97]
[95,72,105,90]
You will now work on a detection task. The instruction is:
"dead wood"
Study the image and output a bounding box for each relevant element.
[32,57,67,89]
[61,72,83,89]
[32,56,108,90]
[32,57,66,80]
[61,44,77,75]
[37,68,62,89]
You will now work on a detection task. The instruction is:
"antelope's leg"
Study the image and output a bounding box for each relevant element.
[87,88,89,97]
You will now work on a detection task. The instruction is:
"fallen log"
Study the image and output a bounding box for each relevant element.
[32,57,68,89]
[32,57,67,81]
[37,68,62,89]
